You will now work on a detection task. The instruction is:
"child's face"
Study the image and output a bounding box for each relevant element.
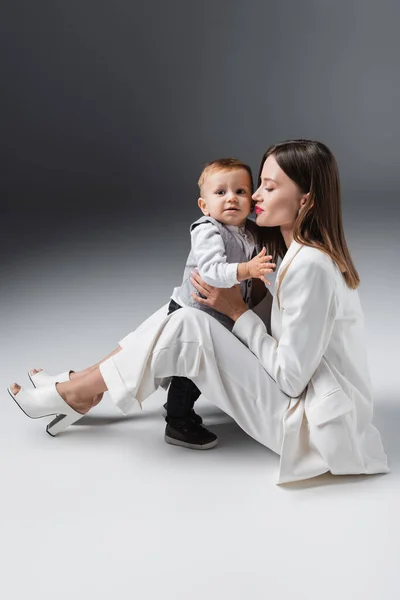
[198,168,252,226]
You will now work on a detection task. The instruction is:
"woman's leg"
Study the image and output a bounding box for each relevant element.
[29,302,171,381]
[84,308,289,453]
[11,348,123,413]
[29,347,123,380]
[12,307,289,451]
[57,368,109,413]
[9,365,109,413]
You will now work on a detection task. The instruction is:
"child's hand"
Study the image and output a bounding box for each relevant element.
[247,247,276,285]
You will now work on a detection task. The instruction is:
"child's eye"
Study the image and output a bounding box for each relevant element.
[237,189,246,194]
[216,190,225,195]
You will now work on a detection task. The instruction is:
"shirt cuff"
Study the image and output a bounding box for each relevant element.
[232,309,267,346]
[225,262,240,286]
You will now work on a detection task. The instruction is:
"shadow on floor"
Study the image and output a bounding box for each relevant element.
[72,398,396,489]
[372,400,399,466]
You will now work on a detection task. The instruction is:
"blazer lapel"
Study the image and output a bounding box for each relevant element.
[277,240,303,276]
[274,240,303,303]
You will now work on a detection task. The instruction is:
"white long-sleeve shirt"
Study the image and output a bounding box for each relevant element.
[190,221,256,288]
[171,218,258,329]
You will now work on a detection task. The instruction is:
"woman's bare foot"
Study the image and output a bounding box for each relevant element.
[55,381,104,414]
[65,392,104,414]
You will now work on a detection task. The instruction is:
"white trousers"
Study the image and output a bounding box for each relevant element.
[99,304,291,455]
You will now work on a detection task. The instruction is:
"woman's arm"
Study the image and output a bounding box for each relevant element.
[191,254,337,398]
[232,256,337,397]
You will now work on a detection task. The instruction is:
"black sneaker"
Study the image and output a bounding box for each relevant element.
[162,402,203,425]
[165,417,218,450]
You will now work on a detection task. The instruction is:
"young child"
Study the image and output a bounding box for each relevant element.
[164,158,276,450]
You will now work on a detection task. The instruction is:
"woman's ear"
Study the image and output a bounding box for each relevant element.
[301,192,310,206]
[300,192,313,210]
[198,197,210,216]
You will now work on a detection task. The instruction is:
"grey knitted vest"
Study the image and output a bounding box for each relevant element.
[176,216,260,331]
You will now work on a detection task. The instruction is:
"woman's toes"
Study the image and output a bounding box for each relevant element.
[29,369,43,376]
[10,383,21,395]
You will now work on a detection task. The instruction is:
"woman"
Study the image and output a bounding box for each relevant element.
[8,140,389,484]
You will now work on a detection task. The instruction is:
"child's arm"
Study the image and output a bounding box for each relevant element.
[191,222,238,287]
[191,223,275,288]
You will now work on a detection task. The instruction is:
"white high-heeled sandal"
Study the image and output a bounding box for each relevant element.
[28,370,74,388]
[7,384,85,436]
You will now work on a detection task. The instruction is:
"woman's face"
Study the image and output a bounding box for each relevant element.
[252,154,307,228]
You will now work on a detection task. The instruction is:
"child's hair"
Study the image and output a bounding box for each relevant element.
[198,158,254,195]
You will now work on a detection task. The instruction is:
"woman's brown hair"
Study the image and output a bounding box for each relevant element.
[257,139,360,289]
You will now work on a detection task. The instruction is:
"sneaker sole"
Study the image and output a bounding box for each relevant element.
[164,434,218,450]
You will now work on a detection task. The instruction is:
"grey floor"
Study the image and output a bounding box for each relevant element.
[1,214,399,600]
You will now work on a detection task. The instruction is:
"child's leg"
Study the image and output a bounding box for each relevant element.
[161,300,215,447]
[165,299,201,419]
[164,374,217,450]
[166,376,201,419]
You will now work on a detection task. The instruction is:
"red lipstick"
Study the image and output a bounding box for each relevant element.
[255,206,264,214]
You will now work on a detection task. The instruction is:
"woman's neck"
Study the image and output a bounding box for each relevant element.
[280,226,294,249]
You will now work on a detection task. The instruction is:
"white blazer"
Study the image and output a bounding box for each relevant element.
[232,240,389,483]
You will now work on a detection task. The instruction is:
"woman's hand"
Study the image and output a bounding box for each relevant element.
[190,270,249,322]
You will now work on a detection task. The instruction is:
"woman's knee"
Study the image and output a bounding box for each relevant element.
[168,307,220,344]
[169,306,209,327]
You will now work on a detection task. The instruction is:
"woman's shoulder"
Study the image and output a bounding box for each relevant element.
[279,243,340,294]
[295,243,337,274]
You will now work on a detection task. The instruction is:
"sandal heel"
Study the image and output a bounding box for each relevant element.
[46,411,84,436]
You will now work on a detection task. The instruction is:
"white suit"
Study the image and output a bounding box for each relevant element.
[99,240,389,484]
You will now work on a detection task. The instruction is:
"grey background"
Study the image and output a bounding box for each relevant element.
[1,2,400,599]
[2,1,400,230]
[1,0,398,387]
